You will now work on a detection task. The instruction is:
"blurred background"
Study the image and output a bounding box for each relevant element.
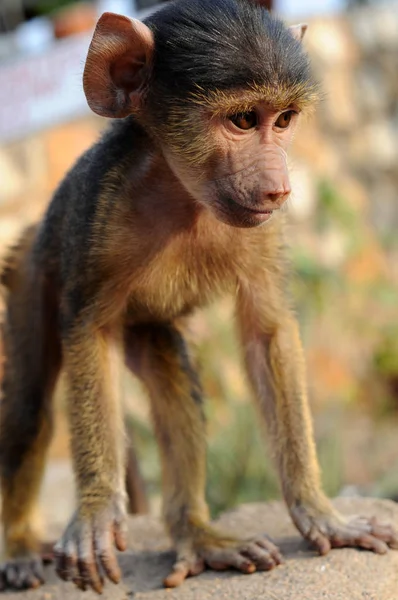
[1,0,398,533]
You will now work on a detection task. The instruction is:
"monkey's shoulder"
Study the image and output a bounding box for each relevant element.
[34,119,150,265]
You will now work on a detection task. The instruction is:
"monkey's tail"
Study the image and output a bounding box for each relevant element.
[0,224,38,291]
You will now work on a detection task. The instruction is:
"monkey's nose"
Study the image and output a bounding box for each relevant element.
[265,188,291,205]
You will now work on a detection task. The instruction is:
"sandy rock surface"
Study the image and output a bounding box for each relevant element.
[2,497,398,600]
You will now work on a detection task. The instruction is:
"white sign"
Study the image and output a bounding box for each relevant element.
[0,3,163,144]
[0,33,93,144]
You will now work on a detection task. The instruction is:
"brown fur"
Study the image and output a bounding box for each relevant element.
[0,226,38,290]
[191,81,319,115]
[0,225,61,564]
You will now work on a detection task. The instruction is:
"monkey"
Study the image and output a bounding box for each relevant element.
[1,0,397,594]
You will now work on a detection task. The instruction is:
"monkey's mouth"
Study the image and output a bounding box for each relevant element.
[219,196,276,227]
[240,205,274,220]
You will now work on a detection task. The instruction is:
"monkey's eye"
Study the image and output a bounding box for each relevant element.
[275,110,295,129]
[229,111,257,130]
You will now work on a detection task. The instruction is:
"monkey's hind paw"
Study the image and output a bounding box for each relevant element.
[0,555,45,591]
[164,534,284,588]
[292,506,398,556]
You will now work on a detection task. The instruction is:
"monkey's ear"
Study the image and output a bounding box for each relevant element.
[288,23,308,42]
[83,12,154,118]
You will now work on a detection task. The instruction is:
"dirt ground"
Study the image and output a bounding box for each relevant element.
[2,497,398,600]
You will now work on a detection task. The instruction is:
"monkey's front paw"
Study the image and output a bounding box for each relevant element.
[291,504,398,556]
[165,531,284,588]
[0,554,45,591]
[54,497,127,594]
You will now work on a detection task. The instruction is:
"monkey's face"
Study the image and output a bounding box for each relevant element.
[82,6,317,230]
[162,102,298,229]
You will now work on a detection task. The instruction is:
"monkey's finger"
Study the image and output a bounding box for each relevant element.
[307,530,331,556]
[113,520,128,552]
[368,518,398,549]
[31,560,45,585]
[70,553,87,592]
[22,572,42,590]
[54,545,67,581]
[332,532,388,555]
[189,558,205,577]
[54,541,77,581]
[77,532,104,594]
[77,558,104,594]
[95,528,122,584]
[357,534,388,554]
[164,561,191,588]
[13,566,25,589]
[256,539,285,565]
[24,568,42,590]
[4,565,18,588]
[207,553,256,574]
[98,548,121,585]
[242,545,276,571]
[72,575,87,592]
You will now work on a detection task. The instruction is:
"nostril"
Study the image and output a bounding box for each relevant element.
[267,190,290,203]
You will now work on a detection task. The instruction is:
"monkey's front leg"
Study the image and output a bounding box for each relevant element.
[54,326,127,593]
[125,323,283,588]
[236,284,398,556]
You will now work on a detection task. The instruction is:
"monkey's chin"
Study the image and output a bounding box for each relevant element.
[211,200,275,229]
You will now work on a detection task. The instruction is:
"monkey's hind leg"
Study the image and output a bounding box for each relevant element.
[125,322,283,589]
[0,265,61,591]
